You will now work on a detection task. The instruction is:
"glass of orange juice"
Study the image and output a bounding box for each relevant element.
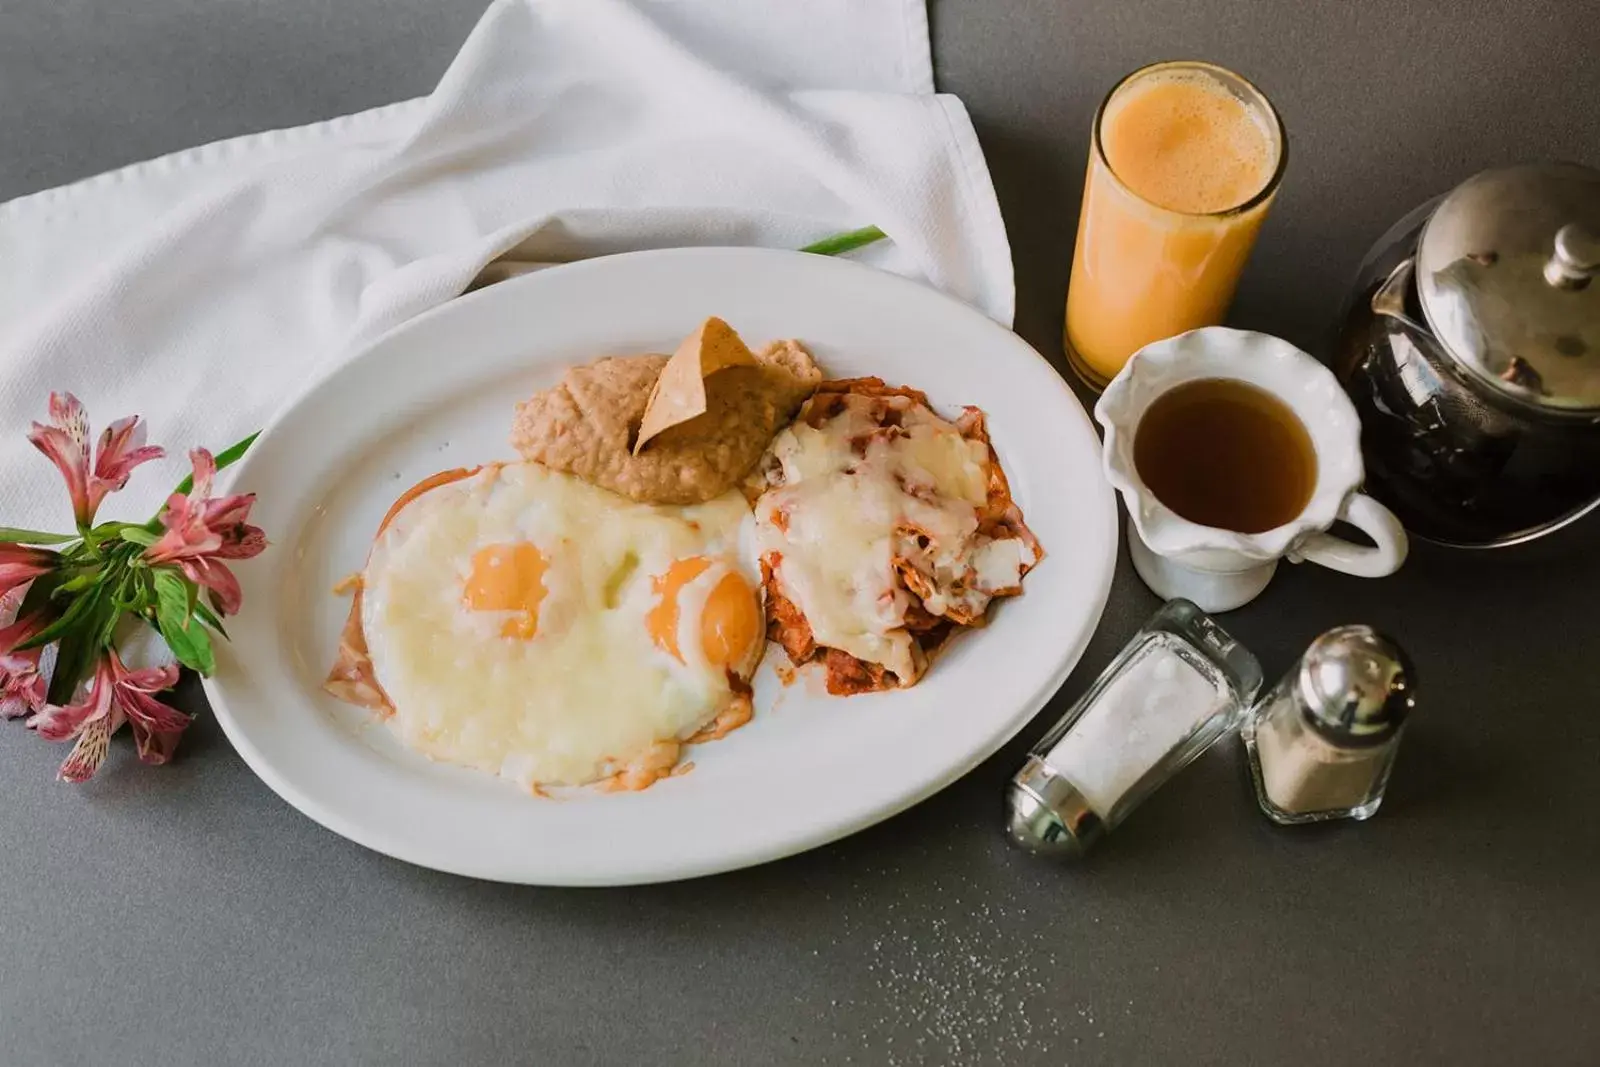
[1064,60,1286,390]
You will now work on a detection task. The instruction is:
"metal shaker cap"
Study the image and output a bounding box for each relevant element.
[1297,625,1416,743]
[1416,161,1600,414]
[1005,757,1104,858]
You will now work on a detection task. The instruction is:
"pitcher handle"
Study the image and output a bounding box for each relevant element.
[1293,493,1409,577]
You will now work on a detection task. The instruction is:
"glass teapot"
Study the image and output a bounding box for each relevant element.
[1332,161,1600,547]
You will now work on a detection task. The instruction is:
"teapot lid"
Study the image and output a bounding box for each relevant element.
[1416,161,1600,414]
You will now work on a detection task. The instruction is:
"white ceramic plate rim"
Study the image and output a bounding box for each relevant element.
[202,247,1117,886]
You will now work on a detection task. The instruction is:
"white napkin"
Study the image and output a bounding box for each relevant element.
[0,0,1011,532]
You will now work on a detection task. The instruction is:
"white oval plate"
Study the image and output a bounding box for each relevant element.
[204,248,1117,886]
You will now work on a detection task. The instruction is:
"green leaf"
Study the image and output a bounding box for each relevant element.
[192,600,230,640]
[85,522,126,548]
[153,569,215,674]
[0,526,77,545]
[109,566,158,617]
[153,569,189,620]
[109,570,142,612]
[798,225,886,257]
[94,597,122,649]
[18,569,62,620]
[118,526,159,547]
[47,629,95,706]
[18,585,102,650]
[52,567,103,595]
[161,610,215,675]
[41,591,115,705]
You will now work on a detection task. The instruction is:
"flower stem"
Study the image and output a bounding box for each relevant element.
[799,226,887,257]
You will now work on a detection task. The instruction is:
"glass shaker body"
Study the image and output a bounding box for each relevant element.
[1241,625,1415,825]
[1243,677,1402,823]
[1007,598,1263,856]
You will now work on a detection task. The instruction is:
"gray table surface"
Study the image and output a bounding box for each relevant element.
[3,1,1597,1064]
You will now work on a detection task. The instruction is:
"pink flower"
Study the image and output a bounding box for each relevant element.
[28,392,164,527]
[0,543,58,600]
[0,597,50,720]
[27,651,188,782]
[145,449,266,615]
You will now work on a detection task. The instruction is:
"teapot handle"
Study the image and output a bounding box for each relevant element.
[1292,494,1409,578]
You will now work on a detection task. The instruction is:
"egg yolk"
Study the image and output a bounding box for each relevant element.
[462,542,548,640]
[702,571,761,668]
[648,557,760,670]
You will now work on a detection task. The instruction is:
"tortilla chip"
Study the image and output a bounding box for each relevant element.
[634,317,758,454]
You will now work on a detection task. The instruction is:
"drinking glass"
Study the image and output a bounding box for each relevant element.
[1063,60,1286,390]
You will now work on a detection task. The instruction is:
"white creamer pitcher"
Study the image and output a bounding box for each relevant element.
[1095,327,1408,612]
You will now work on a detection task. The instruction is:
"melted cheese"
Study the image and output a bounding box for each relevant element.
[753,396,996,681]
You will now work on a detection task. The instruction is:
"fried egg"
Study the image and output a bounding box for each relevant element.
[355,462,762,790]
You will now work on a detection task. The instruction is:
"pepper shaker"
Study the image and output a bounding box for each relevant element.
[1241,625,1416,824]
[1006,599,1263,858]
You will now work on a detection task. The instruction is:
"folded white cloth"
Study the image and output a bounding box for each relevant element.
[0,0,1012,532]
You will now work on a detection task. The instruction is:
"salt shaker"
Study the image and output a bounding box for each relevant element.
[1241,625,1415,824]
[1006,599,1263,858]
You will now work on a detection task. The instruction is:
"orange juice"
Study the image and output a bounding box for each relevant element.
[1064,62,1284,389]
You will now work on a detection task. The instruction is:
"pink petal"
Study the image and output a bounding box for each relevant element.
[141,448,264,612]
[0,583,25,627]
[57,709,122,783]
[159,489,193,522]
[146,471,227,562]
[48,392,89,440]
[0,601,51,719]
[212,519,267,561]
[29,393,93,525]
[199,491,255,527]
[27,658,115,742]
[92,416,160,480]
[183,557,243,616]
[216,527,265,563]
[0,563,52,597]
[0,589,46,718]
[0,603,49,653]
[0,544,58,575]
[187,449,217,501]
[112,656,181,696]
[145,520,219,564]
[121,689,190,734]
[0,547,58,601]
[84,415,164,518]
[0,680,46,717]
[107,650,189,764]
[0,544,56,565]
[133,723,185,765]
[0,648,47,720]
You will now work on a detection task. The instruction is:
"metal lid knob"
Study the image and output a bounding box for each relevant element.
[1545,223,1600,289]
[1296,625,1416,744]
